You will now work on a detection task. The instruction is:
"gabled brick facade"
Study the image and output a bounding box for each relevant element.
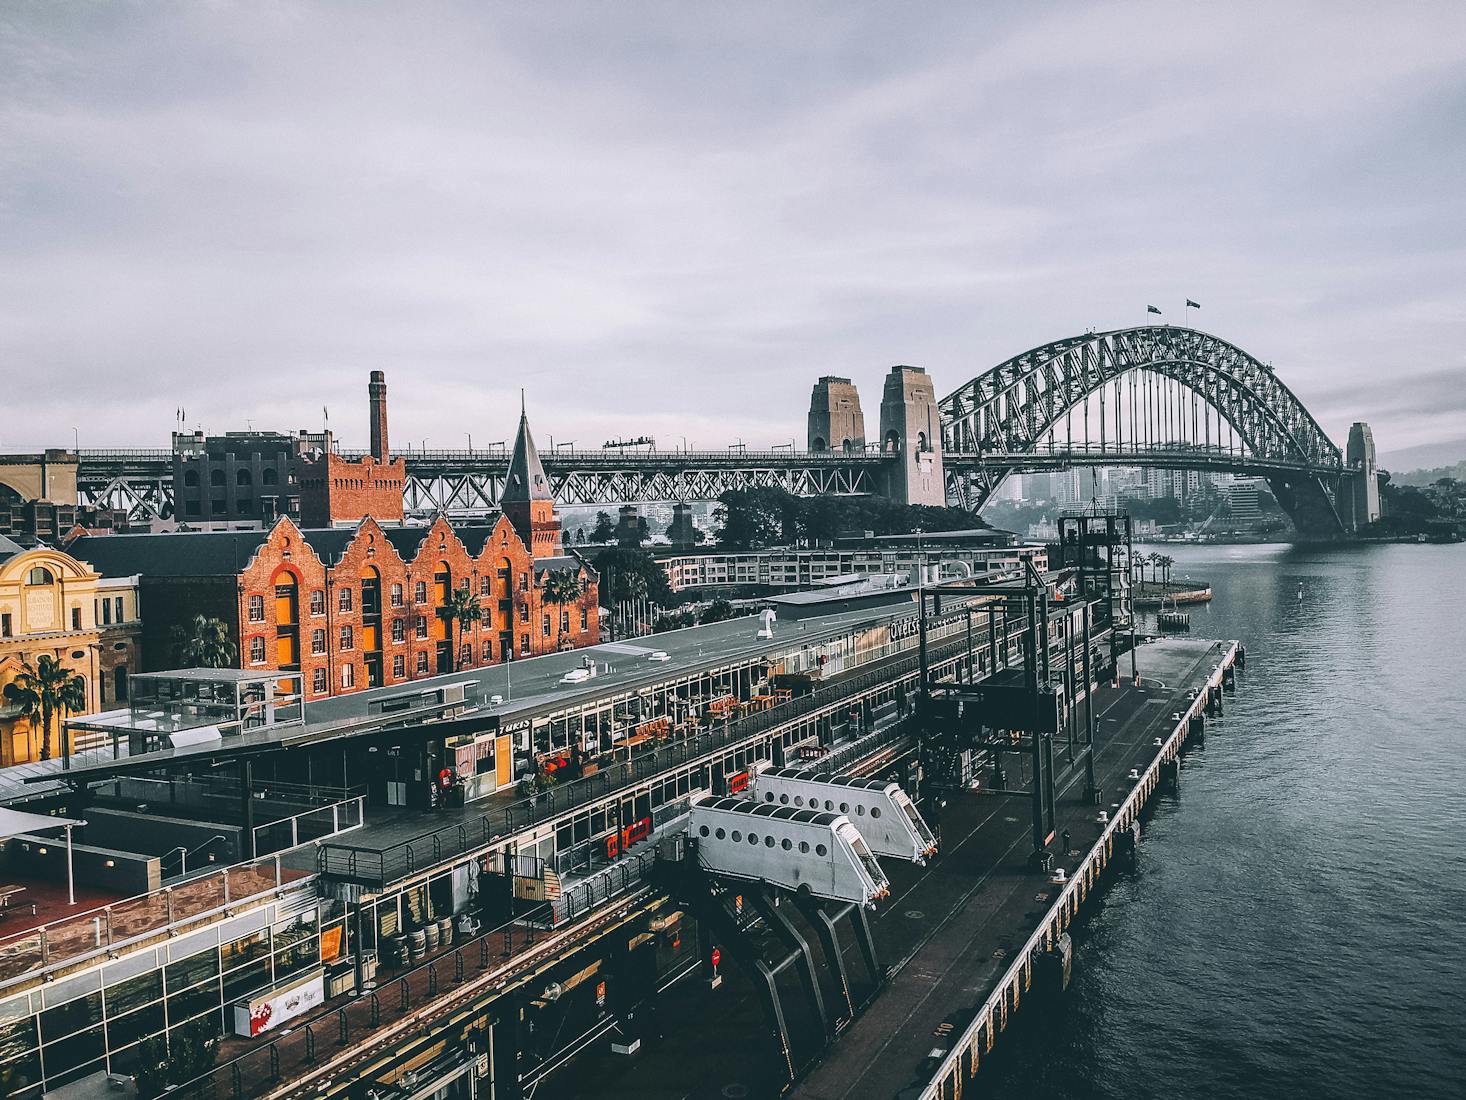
[232,515,599,699]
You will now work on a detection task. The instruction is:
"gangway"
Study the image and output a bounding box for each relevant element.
[688,797,890,907]
[750,767,938,864]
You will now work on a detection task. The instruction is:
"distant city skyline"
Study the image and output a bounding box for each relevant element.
[4,2,1464,463]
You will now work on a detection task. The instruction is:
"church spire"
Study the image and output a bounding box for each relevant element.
[502,401,561,556]
[503,404,552,504]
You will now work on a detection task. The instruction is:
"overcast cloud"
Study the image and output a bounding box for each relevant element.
[3,1,1464,459]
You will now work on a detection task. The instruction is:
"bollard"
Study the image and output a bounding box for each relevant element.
[370,991,381,1027]
[455,949,465,983]
[337,1006,348,1045]
[304,1024,316,1063]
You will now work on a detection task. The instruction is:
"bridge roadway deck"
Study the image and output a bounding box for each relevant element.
[536,637,1229,1100]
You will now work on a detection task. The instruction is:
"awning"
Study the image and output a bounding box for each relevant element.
[0,806,83,842]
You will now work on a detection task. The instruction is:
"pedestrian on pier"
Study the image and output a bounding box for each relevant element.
[1061,828,1071,856]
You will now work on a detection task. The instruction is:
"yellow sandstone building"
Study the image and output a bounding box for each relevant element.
[0,535,140,766]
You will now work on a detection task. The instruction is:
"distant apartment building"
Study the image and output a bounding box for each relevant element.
[1227,480,1264,525]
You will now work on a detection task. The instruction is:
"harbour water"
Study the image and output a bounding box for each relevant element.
[980,542,1466,1099]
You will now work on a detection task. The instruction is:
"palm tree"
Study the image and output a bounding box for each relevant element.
[1147,551,1163,588]
[1159,555,1175,588]
[442,585,482,672]
[171,615,238,668]
[3,654,88,762]
[542,569,586,647]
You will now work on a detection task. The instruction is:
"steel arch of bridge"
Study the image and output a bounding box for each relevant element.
[939,326,1344,513]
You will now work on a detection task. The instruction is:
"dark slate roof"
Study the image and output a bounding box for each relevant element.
[69,521,523,578]
[69,529,272,578]
[501,410,552,504]
[533,553,594,577]
[0,534,27,563]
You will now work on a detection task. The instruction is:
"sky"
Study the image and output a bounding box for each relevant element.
[3,1,1465,465]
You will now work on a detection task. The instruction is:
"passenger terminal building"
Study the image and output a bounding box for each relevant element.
[0,539,1128,1100]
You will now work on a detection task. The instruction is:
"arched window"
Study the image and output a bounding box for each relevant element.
[811,436,827,452]
[236,469,253,486]
[183,469,199,487]
[262,468,279,485]
[841,438,856,453]
[885,430,901,452]
[916,431,928,452]
[210,469,226,486]
[25,566,54,586]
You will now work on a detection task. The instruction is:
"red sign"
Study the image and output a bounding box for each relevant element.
[621,816,652,849]
[727,770,750,794]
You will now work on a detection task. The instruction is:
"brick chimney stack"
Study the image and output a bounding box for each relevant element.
[369,370,389,462]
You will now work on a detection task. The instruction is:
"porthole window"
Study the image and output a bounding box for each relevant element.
[779,794,789,805]
[856,805,865,816]
[824,800,833,811]
[839,802,849,814]
[70,650,86,660]
[700,826,710,837]
[748,833,758,845]
[816,844,828,857]
[794,796,804,807]
[799,841,810,854]
[765,836,775,848]
[781,838,792,850]
[716,828,726,840]
[731,831,741,843]
[871,807,881,819]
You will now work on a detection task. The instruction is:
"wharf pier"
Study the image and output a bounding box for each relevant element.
[543,636,1242,1100]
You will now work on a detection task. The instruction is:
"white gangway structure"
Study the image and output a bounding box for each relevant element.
[688,797,890,907]
[750,767,938,865]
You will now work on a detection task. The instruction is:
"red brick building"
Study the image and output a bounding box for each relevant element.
[70,413,599,700]
[297,370,407,528]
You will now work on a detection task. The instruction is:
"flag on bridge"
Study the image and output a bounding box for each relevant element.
[1146,304,1162,314]
[1186,299,1201,309]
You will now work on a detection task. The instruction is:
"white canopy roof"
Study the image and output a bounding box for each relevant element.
[0,806,82,842]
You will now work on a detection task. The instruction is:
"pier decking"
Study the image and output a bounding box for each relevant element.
[539,636,1239,1100]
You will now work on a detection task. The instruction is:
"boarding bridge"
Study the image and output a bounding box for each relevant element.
[750,767,938,865]
[688,797,890,907]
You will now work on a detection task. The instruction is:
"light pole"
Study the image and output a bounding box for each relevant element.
[168,845,188,878]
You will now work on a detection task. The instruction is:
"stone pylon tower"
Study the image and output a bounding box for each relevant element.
[1344,421,1381,529]
[879,366,946,507]
[807,377,867,452]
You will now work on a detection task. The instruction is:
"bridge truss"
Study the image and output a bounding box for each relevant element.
[69,326,1355,535]
[938,326,1348,532]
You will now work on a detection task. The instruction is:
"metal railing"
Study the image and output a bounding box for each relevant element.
[0,854,293,990]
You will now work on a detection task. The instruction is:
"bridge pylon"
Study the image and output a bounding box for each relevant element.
[879,366,946,507]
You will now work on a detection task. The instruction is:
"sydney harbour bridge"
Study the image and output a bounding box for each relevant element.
[58,326,1379,538]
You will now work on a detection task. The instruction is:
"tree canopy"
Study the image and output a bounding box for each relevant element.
[591,546,674,607]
